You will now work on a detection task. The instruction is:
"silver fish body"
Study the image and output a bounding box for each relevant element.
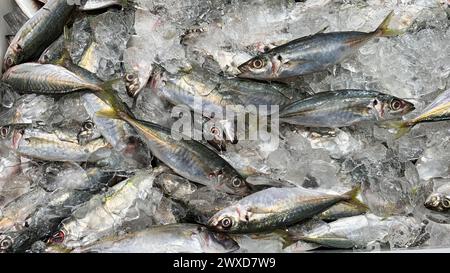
[207,186,359,233]
[279,90,414,127]
[15,127,111,162]
[151,66,306,118]
[2,63,103,94]
[289,214,421,250]
[119,116,250,196]
[73,224,239,253]
[237,12,399,80]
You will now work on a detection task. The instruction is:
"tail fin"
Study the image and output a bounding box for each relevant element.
[99,78,122,91]
[341,185,361,203]
[374,11,403,37]
[96,83,136,119]
[95,107,120,120]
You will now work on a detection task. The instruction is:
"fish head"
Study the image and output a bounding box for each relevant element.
[0,125,24,150]
[77,119,101,145]
[3,43,22,72]
[372,95,415,119]
[196,226,239,252]
[217,171,252,196]
[237,55,273,80]
[207,206,241,233]
[424,193,450,212]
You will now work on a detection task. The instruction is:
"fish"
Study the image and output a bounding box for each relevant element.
[381,88,450,138]
[207,186,361,233]
[237,11,401,80]
[48,168,178,249]
[287,214,422,250]
[278,90,415,128]
[3,0,75,71]
[71,224,239,253]
[1,63,112,94]
[14,126,111,162]
[151,65,307,119]
[95,91,252,196]
[424,183,450,212]
[0,164,111,252]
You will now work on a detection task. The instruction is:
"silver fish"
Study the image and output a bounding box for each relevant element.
[15,127,111,162]
[207,186,360,233]
[237,11,400,80]
[2,63,105,94]
[279,90,415,128]
[73,224,239,253]
[288,214,422,250]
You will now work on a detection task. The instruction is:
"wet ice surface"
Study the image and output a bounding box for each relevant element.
[0,0,450,252]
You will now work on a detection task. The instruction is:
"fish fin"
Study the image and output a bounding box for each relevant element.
[394,126,412,139]
[271,229,297,248]
[95,108,119,119]
[283,236,322,251]
[378,120,412,138]
[344,197,369,212]
[342,185,361,203]
[375,11,403,37]
[53,26,74,66]
[99,78,122,91]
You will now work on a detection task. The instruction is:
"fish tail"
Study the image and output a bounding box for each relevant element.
[374,11,403,37]
[99,78,122,91]
[95,107,120,120]
[341,185,361,203]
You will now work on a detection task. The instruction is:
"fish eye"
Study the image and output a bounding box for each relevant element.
[251,58,265,69]
[220,217,232,229]
[231,177,243,188]
[390,99,403,111]
[0,237,12,250]
[125,73,136,82]
[442,199,450,208]
[49,230,65,244]
[0,126,10,138]
[373,99,378,106]
[5,57,13,68]
[210,127,221,136]
[83,120,95,130]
